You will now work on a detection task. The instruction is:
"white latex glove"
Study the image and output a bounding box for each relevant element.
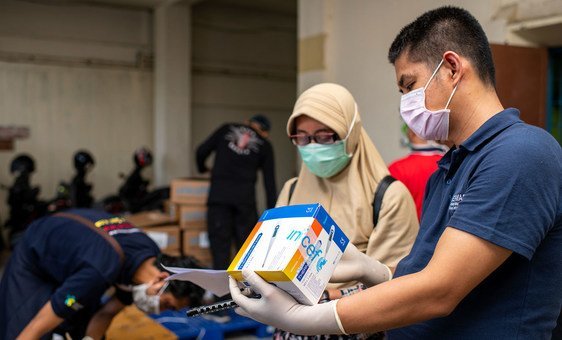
[330,243,392,287]
[229,270,347,335]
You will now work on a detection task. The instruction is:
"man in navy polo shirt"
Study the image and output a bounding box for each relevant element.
[227,6,562,339]
[0,209,191,339]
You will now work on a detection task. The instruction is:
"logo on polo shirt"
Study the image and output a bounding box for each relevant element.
[65,294,84,311]
[449,193,464,211]
[95,217,140,236]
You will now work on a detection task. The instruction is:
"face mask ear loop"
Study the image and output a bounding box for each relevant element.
[343,104,359,157]
[157,281,170,297]
[423,59,445,91]
[444,82,459,109]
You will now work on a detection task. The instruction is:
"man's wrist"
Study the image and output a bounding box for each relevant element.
[361,260,392,287]
[385,264,393,281]
[333,300,348,335]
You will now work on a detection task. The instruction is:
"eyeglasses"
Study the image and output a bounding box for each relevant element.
[289,132,339,146]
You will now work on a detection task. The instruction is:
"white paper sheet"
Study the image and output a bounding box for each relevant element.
[163,265,230,297]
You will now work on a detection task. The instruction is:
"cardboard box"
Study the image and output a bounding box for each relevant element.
[160,248,181,257]
[106,305,177,340]
[163,199,180,221]
[170,178,210,205]
[182,230,212,267]
[228,203,349,305]
[143,224,181,255]
[126,211,178,228]
[179,205,207,230]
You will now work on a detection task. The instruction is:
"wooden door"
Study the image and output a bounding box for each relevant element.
[490,44,548,128]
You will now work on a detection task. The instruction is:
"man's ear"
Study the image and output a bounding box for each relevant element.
[442,51,463,86]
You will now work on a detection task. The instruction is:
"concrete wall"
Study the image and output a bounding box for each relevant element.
[0,62,154,217]
[191,2,297,212]
[0,1,154,221]
[0,0,297,221]
[0,0,152,65]
[297,0,523,163]
[4,0,559,223]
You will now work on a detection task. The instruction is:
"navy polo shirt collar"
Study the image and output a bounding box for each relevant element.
[437,108,522,173]
[460,108,522,152]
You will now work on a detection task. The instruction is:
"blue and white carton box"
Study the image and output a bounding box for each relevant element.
[227,203,349,305]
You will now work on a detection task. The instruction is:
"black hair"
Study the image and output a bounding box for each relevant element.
[388,6,496,87]
[156,254,207,307]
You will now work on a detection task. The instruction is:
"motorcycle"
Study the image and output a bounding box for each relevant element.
[100,147,169,214]
[2,175,72,250]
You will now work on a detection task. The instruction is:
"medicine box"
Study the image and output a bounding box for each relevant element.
[227,203,349,305]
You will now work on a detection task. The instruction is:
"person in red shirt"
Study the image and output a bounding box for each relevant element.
[388,124,448,220]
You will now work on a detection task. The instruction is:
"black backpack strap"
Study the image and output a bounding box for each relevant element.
[288,179,298,204]
[372,175,397,228]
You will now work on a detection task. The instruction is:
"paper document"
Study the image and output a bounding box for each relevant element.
[163,265,230,297]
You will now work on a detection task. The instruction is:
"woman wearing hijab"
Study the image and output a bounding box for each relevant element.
[278,83,418,269]
[273,83,419,339]
[275,83,419,339]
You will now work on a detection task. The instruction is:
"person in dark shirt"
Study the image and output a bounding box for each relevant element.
[196,114,277,269]
[0,209,196,339]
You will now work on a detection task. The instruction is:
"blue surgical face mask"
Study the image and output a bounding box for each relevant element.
[297,108,358,178]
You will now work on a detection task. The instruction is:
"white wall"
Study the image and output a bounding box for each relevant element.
[297,0,515,163]
[191,2,297,212]
[0,62,153,217]
[0,1,154,221]
[0,0,298,221]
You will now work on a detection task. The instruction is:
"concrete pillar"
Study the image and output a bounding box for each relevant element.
[153,2,191,186]
[297,0,334,93]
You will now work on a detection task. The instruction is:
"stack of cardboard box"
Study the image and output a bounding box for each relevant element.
[169,178,212,267]
[126,211,181,256]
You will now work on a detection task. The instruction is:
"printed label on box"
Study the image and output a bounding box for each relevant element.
[227,203,349,305]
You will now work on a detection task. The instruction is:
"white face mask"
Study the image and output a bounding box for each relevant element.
[399,59,459,140]
[132,283,160,314]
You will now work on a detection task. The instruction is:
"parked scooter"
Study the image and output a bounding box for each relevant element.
[70,150,95,208]
[3,154,45,248]
[101,147,169,214]
[2,155,73,249]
